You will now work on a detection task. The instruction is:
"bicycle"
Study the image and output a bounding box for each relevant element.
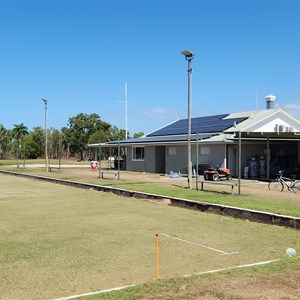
[268,170,300,193]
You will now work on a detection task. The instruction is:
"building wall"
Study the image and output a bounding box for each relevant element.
[165,145,188,174]
[229,142,270,177]
[126,146,156,173]
[197,144,225,168]
[165,144,226,174]
[126,141,300,176]
[241,143,266,166]
[126,146,146,172]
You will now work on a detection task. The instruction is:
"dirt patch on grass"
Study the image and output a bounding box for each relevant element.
[174,270,300,300]
[127,259,300,300]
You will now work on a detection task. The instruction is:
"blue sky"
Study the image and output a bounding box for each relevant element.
[1,0,300,136]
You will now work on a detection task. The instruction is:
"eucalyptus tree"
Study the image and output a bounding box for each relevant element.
[109,126,127,141]
[49,128,61,159]
[23,126,44,159]
[64,113,112,161]
[88,129,112,160]
[133,132,144,138]
[60,126,70,158]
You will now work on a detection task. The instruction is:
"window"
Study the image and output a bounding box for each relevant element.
[200,146,210,155]
[132,147,145,161]
[168,147,176,155]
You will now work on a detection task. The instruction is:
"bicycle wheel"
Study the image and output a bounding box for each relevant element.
[291,180,300,193]
[268,180,284,192]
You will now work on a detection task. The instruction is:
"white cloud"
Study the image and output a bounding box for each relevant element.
[139,108,177,119]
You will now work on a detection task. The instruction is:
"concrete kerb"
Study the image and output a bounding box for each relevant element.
[0,170,299,230]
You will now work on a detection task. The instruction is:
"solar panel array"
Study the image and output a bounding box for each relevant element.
[147,114,248,137]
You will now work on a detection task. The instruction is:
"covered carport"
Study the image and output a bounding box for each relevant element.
[229,131,300,191]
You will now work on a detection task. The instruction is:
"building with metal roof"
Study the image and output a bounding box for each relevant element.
[89,95,300,179]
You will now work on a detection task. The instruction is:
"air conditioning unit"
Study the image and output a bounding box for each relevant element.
[274,124,294,133]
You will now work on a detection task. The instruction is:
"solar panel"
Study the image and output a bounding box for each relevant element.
[147,114,248,137]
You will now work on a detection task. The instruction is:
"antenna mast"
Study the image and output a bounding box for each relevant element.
[125,82,128,140]
[256,87,259,109]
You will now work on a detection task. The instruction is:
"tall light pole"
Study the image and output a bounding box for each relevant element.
[41,98,49,172]
[181,50,194,189]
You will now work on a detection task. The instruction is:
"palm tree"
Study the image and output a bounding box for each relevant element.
[11,123,28,168]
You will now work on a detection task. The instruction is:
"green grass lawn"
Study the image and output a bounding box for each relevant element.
[2,165,300,218]
[1,173,300,300]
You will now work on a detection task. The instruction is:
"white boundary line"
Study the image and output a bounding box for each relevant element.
[53,284,135,300]
[184,258,280,277]
[159,233,239,256]
[52,259,281,300]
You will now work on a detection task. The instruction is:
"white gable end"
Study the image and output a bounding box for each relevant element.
[230,109,300,133]
[253,117,296,133]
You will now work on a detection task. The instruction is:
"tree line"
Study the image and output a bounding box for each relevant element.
[0,113,144,161]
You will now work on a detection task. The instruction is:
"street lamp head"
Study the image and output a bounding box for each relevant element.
[41,98,48,104]
[181,50,194,59]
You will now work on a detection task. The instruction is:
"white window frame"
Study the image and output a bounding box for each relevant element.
[132,146,145,161]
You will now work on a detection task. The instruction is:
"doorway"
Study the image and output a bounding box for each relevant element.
[228,146,237,177]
